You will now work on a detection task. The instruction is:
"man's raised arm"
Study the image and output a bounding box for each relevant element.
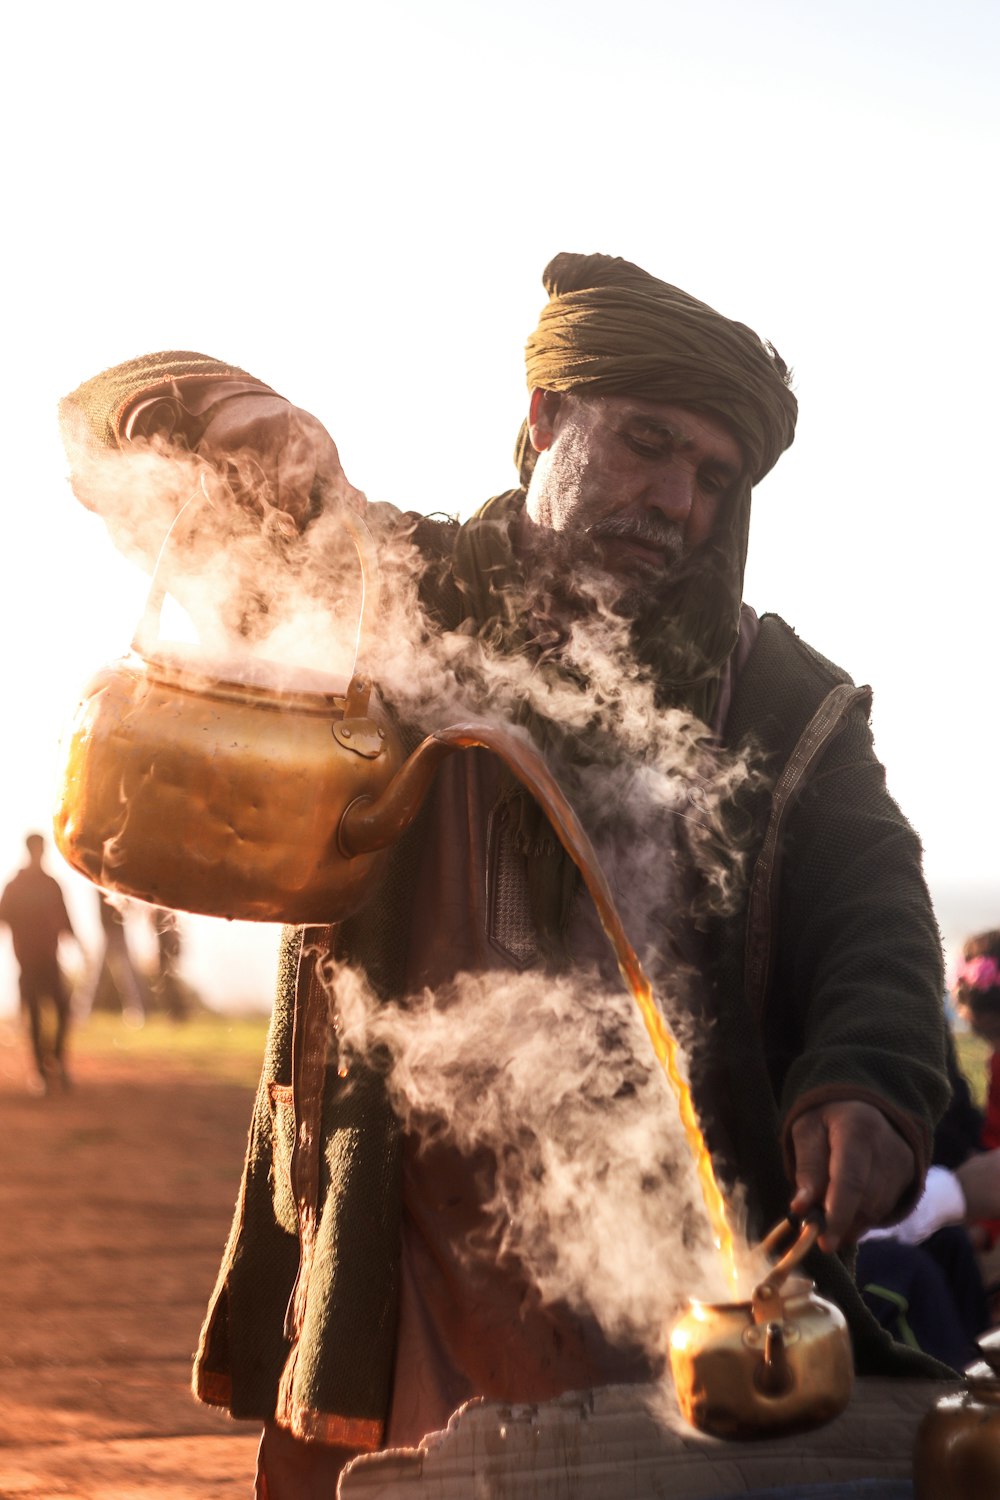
[60,352,362,570]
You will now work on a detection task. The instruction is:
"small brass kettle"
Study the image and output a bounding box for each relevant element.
[913,1342,1000,1499]
[669,1214,853,1439]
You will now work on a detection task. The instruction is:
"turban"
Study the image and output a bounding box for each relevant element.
[516,252,797,488]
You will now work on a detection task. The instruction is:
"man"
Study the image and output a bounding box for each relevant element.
[61,252,951,1497]
[0,833,78,1093]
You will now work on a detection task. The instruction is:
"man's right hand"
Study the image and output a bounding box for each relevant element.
[789,1098,917,1252]
[196,395,366,532]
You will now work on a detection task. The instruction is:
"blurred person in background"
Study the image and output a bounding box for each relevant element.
[0,833,80,1094]
[954,931,1000,1153]
[149,907,188,1021]
[857,1032,1000,1368]
[76,892,145,1027]
[952,931,1000,1273]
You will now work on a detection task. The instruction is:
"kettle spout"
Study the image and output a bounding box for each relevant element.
[337,717,596,860]
[338,730,463,857]
[754,1321,795,1398]
[338,718,633,995]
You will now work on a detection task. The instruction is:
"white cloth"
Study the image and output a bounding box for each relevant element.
[861,1164,967,1247]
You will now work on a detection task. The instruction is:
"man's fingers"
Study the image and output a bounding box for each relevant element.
[790,1112,831,1217]
[790,1106,873,1252]
[197,400,349,529]
[788,1102,917,1253]
[822,1126,874,1250]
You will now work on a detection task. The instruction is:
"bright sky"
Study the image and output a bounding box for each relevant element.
[1,0,997,1010]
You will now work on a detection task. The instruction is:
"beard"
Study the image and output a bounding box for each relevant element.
[587,511,688,618]
[512,503,729,714]
[523,448,695,623]
[521,440,743,708]
[520,511,696,628]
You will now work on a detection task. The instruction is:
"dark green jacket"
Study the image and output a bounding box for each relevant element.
[192,608,951,1446]
[58,354,951,1446]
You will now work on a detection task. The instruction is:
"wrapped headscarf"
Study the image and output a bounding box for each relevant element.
[515,252,797,487]
[506,252,798,720]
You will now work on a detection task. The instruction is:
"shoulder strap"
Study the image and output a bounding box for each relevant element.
[743,682,873,1022]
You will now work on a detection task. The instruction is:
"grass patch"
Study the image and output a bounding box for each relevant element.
[955,1027,992,1109]
[73,1010,270,1087]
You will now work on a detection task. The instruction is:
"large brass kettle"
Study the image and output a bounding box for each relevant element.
[668,1214,853,1439]
[53,502,410,922]
[53,503,598,927]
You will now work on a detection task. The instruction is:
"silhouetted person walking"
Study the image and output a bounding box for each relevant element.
[0,833,78,1093]
[77,893,144,1025]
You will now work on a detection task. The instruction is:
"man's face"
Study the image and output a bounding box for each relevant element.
[523,391,745,599]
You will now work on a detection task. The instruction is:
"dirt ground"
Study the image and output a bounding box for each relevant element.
[3,1014,992,1500]
[0,1013,269,1499]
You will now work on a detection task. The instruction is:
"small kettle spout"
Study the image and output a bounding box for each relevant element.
[754,1320,794,1398]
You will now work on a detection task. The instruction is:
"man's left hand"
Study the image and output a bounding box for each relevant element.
[789,1100,916,1252]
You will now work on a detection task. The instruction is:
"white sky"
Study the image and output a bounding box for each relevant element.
[0,0,997,1009]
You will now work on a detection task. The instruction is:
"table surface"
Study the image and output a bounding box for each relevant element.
[716,1484,913,1499]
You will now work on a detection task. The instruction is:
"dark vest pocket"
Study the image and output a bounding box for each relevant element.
[486,805,540,970]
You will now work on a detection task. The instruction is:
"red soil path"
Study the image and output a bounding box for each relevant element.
[0,1019,266,1499]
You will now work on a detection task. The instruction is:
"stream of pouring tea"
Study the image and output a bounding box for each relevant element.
[425,724,738,1285]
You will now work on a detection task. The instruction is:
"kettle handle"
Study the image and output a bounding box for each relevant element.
[750,1212,823,1326]
[758,1211,823,1286]
[132,475,381,679]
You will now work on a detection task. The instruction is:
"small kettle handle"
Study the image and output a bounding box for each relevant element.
[758,1210,823,1284]
[133,474,381,679]
[751,1210,823,1323]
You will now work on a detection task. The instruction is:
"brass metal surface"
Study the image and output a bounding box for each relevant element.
[669,1216,853,1440]
[53,654,402,923]
[913,1379,1000,1498]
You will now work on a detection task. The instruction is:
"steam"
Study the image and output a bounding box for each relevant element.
[331,957,746,1353]
[321,512,768,1354]
[361,507,758,937]
[62,413,365,685]
[67,418,770,1358]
